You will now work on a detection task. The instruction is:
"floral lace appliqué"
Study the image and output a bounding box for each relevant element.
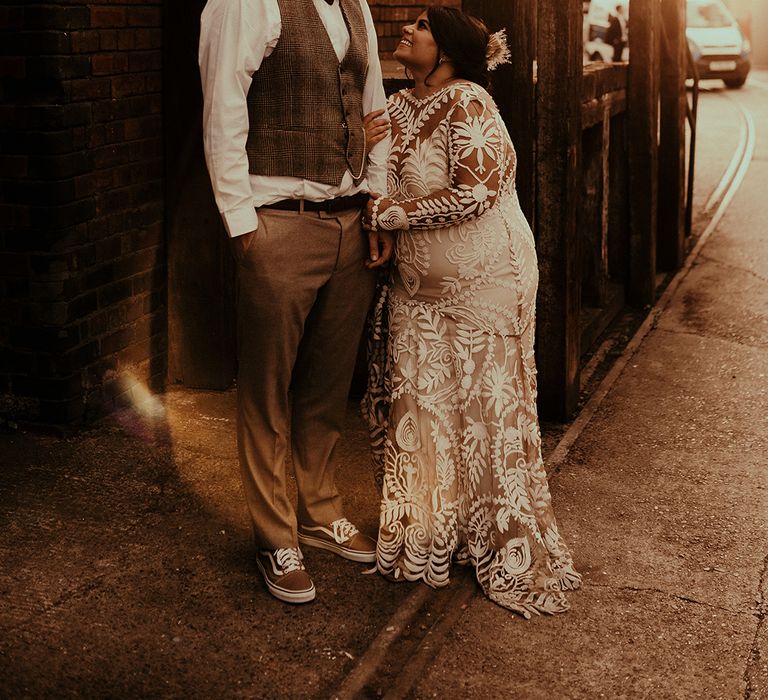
[363,81,581,618]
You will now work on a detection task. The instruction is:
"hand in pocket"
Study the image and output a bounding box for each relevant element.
[232,230,257,262]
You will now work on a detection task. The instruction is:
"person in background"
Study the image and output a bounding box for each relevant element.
[605,4,628,62]
[198,0,393,605]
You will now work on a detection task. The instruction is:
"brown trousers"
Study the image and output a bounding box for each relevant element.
[236,206,376,549]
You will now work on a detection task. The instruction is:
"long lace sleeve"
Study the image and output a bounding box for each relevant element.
[373,88,514,231]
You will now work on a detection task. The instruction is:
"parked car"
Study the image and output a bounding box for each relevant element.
[686,0,751,88]
[583,0,751,88]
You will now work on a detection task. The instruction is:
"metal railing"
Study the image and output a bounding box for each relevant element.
[686,43,700,238]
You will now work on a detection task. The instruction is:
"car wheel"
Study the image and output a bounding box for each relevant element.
[724,76,747,89]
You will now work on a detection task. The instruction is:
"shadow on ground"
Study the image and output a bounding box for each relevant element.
[0,390,421,697]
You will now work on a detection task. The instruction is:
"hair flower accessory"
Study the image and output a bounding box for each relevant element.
[486,28,511,71]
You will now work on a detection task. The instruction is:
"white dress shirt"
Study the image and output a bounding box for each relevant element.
[199,0,390,237]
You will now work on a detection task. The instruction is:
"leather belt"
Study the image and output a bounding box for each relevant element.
[260,192,369,214]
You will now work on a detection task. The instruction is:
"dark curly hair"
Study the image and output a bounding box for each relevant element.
[425,6,491,89]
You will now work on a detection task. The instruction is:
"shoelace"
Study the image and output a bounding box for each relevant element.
[274,547,304,573]
[331,518,359,544]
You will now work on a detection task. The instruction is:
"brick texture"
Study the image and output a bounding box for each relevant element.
[1,1,164,424]
[370,0,461,55]
[0,0,453,425]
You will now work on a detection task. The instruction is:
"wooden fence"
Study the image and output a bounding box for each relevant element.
[166,0,694,422]
[461,0,692,420]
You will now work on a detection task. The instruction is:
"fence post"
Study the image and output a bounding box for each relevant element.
[464,0,536,223]
[535,0,582,419]
[658,0,687,271]
[627,0,660,306]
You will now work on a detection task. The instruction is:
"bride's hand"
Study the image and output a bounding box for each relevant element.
[363,109,389,153]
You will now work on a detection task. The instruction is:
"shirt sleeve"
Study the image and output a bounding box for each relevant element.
[373,89,513,231]
[199,0,280,237]
[359,0,391,196]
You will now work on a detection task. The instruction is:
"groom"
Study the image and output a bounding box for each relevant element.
[199,0,392,604]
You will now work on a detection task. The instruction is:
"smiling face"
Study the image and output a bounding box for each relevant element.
[393,11,440,73]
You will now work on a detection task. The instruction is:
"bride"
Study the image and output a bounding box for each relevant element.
[362,6,581,618]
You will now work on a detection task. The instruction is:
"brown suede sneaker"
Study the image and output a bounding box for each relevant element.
[255,547,316,604]
[297,517,376,563]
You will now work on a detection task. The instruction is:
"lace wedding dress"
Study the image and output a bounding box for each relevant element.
[364,81,581,617]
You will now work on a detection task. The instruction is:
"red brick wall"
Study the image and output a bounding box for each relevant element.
[0,0,460,425]
[371,0,462,56]
[0,1,164,424]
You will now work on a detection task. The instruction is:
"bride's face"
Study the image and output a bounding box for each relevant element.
[393,11,439,72]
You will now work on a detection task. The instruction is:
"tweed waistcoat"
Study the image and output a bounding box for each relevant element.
[245,0,368,187]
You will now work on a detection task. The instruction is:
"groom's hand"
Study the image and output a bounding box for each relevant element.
[366,229,394,269]
[231,230,256,262]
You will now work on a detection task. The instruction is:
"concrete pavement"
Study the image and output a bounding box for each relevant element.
[1,75,767,698]
[406,74,768,699]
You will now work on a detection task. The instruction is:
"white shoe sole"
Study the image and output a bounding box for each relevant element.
[255,559,316,604]
[298,532,377,563]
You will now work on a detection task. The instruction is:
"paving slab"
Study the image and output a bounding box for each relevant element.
[2,69,767,700]
[413,587,755,700]
[0,397,409,699]
[411,80,768,699]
